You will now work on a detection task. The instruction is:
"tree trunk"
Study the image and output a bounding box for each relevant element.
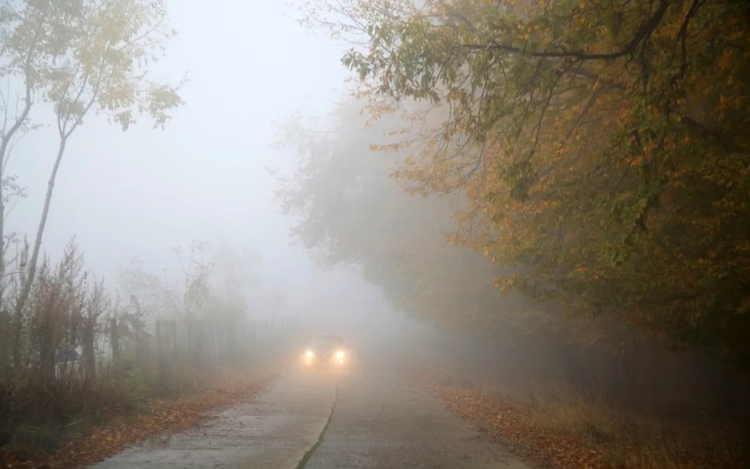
[82,318,96,390]
[0,312,9,379]
[171,319,177,363]
[718,365,738,415]
[37,312,57,386]
[156,320,164,375]
[563,343,587,390]
[213,322,220,369]
[614,353,628,406]
[185,318,191,361]
[0,81,34,318]
[110,317,119,377]
[0,184,5,317]
[13,138,67,324]
[134,323,141,363]
[585,346,599,395]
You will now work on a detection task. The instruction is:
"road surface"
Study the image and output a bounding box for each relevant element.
[90,364,531,469]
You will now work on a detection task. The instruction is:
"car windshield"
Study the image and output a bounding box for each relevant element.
[311,335,344,349]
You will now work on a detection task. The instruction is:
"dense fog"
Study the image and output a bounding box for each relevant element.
[3,0,384,332]
[1,0,748,467]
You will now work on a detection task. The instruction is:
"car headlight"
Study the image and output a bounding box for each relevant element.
[336,350,345,359]
[305,350,314,358]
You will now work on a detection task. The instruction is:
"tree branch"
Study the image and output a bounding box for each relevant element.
[461,0,671,61]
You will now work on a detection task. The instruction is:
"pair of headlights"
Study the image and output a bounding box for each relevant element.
[305,350,345,359]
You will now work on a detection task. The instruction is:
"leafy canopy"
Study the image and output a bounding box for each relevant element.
[300,0,750,366]
[275,101,633,352]
[0,0,183,132]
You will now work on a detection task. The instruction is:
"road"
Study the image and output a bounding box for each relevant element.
[90,363,531,469]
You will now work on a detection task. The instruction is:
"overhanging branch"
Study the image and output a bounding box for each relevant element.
[461,0,671,61]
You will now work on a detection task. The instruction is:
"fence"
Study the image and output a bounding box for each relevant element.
[0,306,300,446]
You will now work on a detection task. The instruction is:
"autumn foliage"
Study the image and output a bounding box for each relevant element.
[277,0,750,461]
[429,379,748,469]
[296,0,750,367]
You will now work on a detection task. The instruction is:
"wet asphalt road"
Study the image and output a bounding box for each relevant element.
[90,363,531,469]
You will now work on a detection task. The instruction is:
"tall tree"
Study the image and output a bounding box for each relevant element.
[278,101,556,336]
[0,0,184,334]
[277,100,654,398]
[300,0,750,367]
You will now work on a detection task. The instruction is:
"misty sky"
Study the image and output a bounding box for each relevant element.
[6,0,400,335]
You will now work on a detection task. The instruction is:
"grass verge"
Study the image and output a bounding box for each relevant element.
[424,378,748,469]
[0,370,274,469]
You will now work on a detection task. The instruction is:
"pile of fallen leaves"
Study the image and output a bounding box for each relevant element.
[0,372,273,469]
[427,382,608,469]
[423,378,748,469]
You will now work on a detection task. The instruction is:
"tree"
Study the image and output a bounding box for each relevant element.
[277,101,547,334]
[119,241,214,322]
[300,0,750,367]
[118,258,179,318]
[277,99,657,401]
[210,243,260,308]
[0,0,184,335]
[82,279,108,391]
[25,240,86,386]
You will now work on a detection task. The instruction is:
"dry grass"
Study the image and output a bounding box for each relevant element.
[421,373,749,469]
[0,369,274,468]
[519,393,748,469]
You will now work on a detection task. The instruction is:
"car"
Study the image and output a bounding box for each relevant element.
[303,334,348,368]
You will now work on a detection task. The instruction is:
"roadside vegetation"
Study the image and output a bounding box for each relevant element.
[0,239,285,467]
[0,1,284,465]
[276,0,750,465]
[2,371,271,468]
[277,98,749,467]
[432,379,747,469]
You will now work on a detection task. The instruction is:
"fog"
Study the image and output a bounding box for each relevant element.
[1,1,748,466]
[10,0,330,277]
[4,0,409,346]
